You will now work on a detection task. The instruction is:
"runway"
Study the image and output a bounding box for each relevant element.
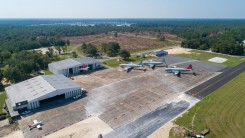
[186,61,245,99]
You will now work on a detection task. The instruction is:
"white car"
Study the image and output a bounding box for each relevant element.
[73,95,82,100]
[195,135,204,138]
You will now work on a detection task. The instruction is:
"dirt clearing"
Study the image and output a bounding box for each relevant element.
[148,122,174,138]
[3,130,24,138]
[166,47,191,54]
[33,46,59,54]
[44,116,112,138]
[65,32,181,52]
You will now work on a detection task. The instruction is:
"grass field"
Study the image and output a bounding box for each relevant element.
[103,56,155,67]
[67,45,75,52]
[58,53,72,60]
[174,72,245,138]
[175,50,244,67]
[43,69,53,75]
[0,91,6,114]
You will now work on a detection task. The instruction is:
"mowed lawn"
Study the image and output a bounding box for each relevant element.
[0,91,6,114]
[175,72,245,138]
[175,50,244,67]
[43,69,53,75]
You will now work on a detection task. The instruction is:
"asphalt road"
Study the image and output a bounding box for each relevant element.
[186,62,245,99]
[164,55,227,72]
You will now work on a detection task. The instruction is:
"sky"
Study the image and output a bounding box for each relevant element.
[0,0,244,19]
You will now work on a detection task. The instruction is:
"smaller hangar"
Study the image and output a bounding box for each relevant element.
[48,57,102,76]
[151,50,168,57]
[5,74,82,116]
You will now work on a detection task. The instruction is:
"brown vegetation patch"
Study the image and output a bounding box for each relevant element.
[92,33,180,52]
[65,32,181,52]
[64,34,107,44]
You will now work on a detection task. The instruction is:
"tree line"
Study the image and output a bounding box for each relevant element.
[1,20,245,55]
[0,50,50,83]
[181,29,245,55]
[80,42,130,59]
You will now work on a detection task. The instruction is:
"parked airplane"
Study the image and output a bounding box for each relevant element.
[79,64,89,71]
[165,64,196,77]
[142,58,167,69]
[28,120,43,130]
[120,62,146,72]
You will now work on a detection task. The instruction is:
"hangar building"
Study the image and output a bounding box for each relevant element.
[151,50,168,57]
[5,74,82,117]
[48,57,102,76]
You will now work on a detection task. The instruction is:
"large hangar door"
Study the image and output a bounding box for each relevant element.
[69,68,73,75]
[40,94,65,106]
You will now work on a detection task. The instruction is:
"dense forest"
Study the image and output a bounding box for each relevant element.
[0,19,245,83]
[0,50,50,83]
[0,19,244,54]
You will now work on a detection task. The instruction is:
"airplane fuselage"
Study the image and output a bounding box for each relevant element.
[143,61,164,65]
[32,122,42,127]
[120,64,142,69]
[165,68,192,73]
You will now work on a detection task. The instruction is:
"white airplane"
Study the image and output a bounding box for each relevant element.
[165,64,196,77]
[120,62,145,72]
[142,58,167,69]
[79,64,90,71]
[28,120,43,130]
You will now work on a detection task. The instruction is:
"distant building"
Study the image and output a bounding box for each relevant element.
[151,50,168,57]
[48,57,102,76]
[5,74,82,118]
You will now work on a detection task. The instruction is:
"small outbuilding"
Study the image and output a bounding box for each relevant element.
[48,57,102,76]
[5,74,82,117]
[200,128,209,136]
[151,50,168,57]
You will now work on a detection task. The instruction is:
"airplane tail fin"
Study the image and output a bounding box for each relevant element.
[187,64,192,70]
[139,61,143,66]
[162,58,168,66]
[161,58,165,63]
[82,64,86,68]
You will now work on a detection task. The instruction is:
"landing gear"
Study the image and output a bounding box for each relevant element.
[193,72,197,76]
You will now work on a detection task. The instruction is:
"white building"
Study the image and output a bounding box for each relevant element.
[48,57,102,76]
[151,50,168,57]
[5,74,82,116]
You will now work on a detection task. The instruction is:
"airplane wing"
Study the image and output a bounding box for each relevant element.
[173,70,180,75]
[33,120,38,124]
[80,67,89,71]
[37,125,41,129]
[173,71,182,77]
[126,67,134,73]
[124,67,132,71]
[148,64,154,68]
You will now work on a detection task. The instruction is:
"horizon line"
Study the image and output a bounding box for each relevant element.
[0,17,245,20]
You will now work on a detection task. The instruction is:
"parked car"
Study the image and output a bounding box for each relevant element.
[22,110,31,115]
[73,95,82,100]
[195,135,204,138]
[93,54,103,59]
